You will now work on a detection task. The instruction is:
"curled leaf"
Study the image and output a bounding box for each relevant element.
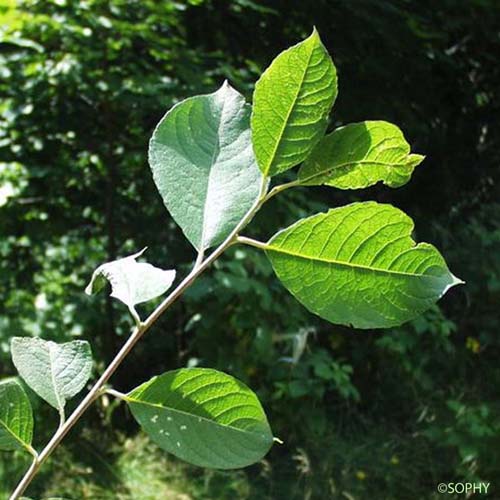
[86,248,176,317]
[298,121,424,189]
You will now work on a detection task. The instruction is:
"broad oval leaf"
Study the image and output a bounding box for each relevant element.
[298,121,424,189]
[85,248,175,311]
[126,368,274,469]
[251,28,337,177]
[149,82,263,251]
[11,337,92,414]
[266,202,462,329]
[0,379,34,452]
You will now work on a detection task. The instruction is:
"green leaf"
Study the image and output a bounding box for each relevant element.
[125,368,274,469]
[298,121,424,189]
[251,28,337,177]
[0,379,34,453]
[265,202,462,329]
[149,81,263,251]
[85,248,175,316]
[11,337,92,415]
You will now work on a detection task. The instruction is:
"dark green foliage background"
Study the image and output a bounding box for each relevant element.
[1,1,499,499]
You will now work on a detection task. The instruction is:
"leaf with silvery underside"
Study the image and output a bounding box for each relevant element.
[125,368,274,469]
[149,81,263,251]
[298,121,424,189]
[0,378,34,453]
[85,248,176,319]
[265,202,462,329]
[11,337,92,415]
[251,28,337,177]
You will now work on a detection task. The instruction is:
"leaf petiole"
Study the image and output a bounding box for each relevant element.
[235,236,269,250]
[128,305,143,328]
[105,388,126,401]
[262,179,302,203]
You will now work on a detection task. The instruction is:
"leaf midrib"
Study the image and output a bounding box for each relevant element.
[0,414,29,451]
[198,98,224,250]
[126,396,270,441]
[266,244,446,280]
[260,38,316,176]
[300,159,409,184]
[48,342,64,413]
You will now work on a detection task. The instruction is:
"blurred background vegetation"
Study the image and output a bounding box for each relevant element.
[0,0,499,499]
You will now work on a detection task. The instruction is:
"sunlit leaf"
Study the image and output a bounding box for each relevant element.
[298,121,424,189]
[266,202,462,329]
[251,28,337,176]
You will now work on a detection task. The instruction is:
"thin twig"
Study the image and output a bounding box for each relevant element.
[9,175,269,500]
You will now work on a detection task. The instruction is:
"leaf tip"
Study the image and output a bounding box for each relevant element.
[452,274,465,286]
[133,247,148,259]
[408,153,425,167]
[217,79,236,96]
[85,267,105,296]
[84,282,93,296]
[441,273,465,297]
[309,26,324,45]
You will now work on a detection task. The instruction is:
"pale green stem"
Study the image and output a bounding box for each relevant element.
[128,305,142,328]
[263,179,301,203]
[58,409,65,429]
[9,175,270,500]
[26,445,38,460]
[105,388,126,400]
[194,248,205,269]
[235,236,269,250]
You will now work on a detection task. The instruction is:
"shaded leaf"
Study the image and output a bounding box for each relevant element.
[125,368,274,469]
[298,121,424,189]
[266,202,462,329]
[0,379,34,453]
[251,28,337,177]
[11,337,92,414]
[149,82,263,251]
